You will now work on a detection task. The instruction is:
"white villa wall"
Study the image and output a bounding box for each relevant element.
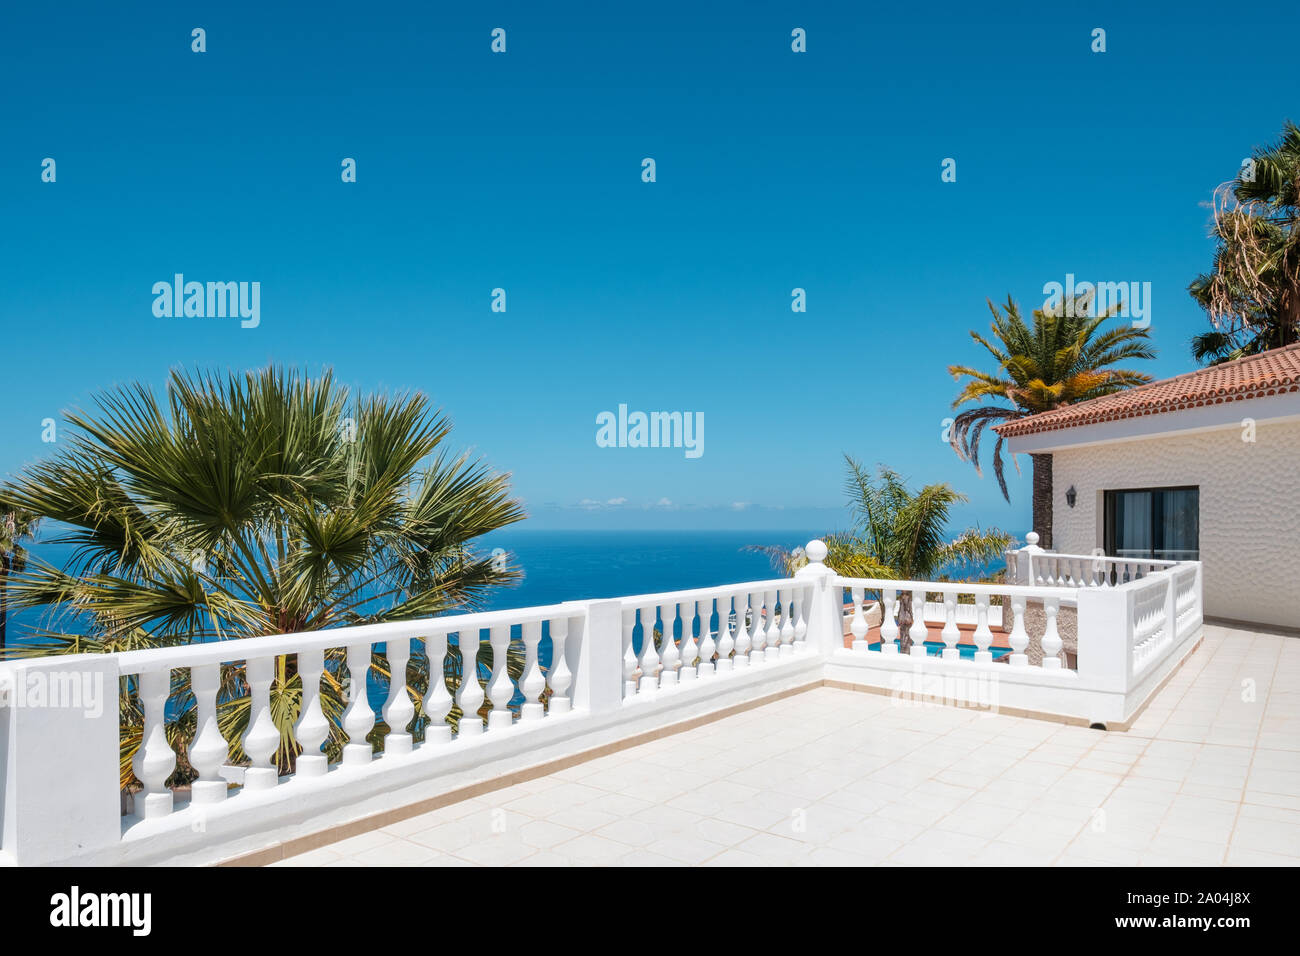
[1050,420,1300,628]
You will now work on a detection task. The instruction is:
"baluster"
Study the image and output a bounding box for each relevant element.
[973,594,993,663]
[486,624,515,730]
[793,586,808,647]
[880,588,899,653]
[244,656,281,788]
[547,615,572,713]
[779,589,796,654]
[698,597,717,676]
[422,632,454,745]
[520,621,546,719]
[638,604,661,691]
[850,586,868,650]
[660,602,681,688]
[1041,597,1063,669]
[1008,597,1029,666]
[941,590,961,660]
[189,662,229,802]
[621,608,639,696]
[679,600,700,682]
[382,637,415,754]
[732,593,752,667]
[294,649,330,777]
[909,587,928,657]
[763,589,781,660]
[133,669,176,819]
[342,644,376,763]
[716,594,736,672]
[749,592,766,663]
[454,631,485,738]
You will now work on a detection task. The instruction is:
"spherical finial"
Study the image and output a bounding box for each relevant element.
[1025,532,1039,546]
[805,539,828,563]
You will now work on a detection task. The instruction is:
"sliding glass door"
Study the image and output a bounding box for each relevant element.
[1103,486,1199,560]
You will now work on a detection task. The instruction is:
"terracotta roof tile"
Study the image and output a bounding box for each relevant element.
[993,342,1300,439]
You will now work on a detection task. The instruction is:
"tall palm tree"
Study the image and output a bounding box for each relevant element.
[2,366,525,784]
[947,293,1155,547]
[0,505,41,653]
[1189,120,1300,365]
[752,457,1013,653]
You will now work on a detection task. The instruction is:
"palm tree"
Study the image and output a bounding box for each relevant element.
[1189,120,1300,365]
[752,457,1013,654]
[947,293,1155,547]
[1,366,525,784]
[0,505,41,653]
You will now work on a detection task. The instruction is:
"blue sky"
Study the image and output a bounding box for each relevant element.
[1,0,1295,532]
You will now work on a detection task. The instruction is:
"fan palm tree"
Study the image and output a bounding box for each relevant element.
[947,293,1155,547]
[752,457,1013,653]
[0,505,41,653]
[1189,120,1300,365]
[1,366,526,785]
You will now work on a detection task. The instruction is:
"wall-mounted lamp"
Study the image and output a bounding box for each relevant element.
[1065,485,1077,508]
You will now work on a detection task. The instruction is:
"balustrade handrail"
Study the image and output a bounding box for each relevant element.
[111,601,581,676]
[833,574,1079,602]
[1036,551,1185,568]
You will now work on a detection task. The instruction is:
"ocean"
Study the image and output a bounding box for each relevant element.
[473,529,819,610]
[4,529,1008,647]
[1,530,819,648]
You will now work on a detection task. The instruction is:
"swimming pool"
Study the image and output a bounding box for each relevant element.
[864,640,1013,661]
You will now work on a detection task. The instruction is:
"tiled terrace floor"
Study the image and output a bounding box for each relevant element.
[274,625,1300,866]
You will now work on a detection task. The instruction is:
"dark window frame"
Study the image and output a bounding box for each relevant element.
[1103,485,1200,560]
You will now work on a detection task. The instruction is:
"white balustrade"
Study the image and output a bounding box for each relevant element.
[486,625,515,730]
[13,540,1209,868]
[422,632,454,744]
[454,632,485,738]
[749,592,765,664]
[1041,597,1062,669]
[244,656,281,787]
[909,588,928,657]
[941,590,960,660]
[1007,597,1029,667]
[547,615,572,713]
[793,586,808,647]
[716,594,736,672]
[341,644,376,762]
[382,637,415,754]
[697,598,717,676]
[520,621,546,719]
[973,595,993,663]
[849,586,868,650]
[189,662,229,802]
[732,593,752,667]
[621,608,639,696]
[660,602,681,688]
[779,589,796,655]
[763,589,780,661]
[133,669,175,819]
[880,588,899,653]
[295,648,330,776]
[679,600,700,682]
[638,604,660,692]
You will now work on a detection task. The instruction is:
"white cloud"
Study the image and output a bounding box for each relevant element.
[606,497,627,506]
[656,497,674,508]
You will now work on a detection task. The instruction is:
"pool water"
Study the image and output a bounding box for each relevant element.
[864,640,1012,661]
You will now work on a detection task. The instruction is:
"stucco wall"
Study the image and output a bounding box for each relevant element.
[1050,420,1300,628]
